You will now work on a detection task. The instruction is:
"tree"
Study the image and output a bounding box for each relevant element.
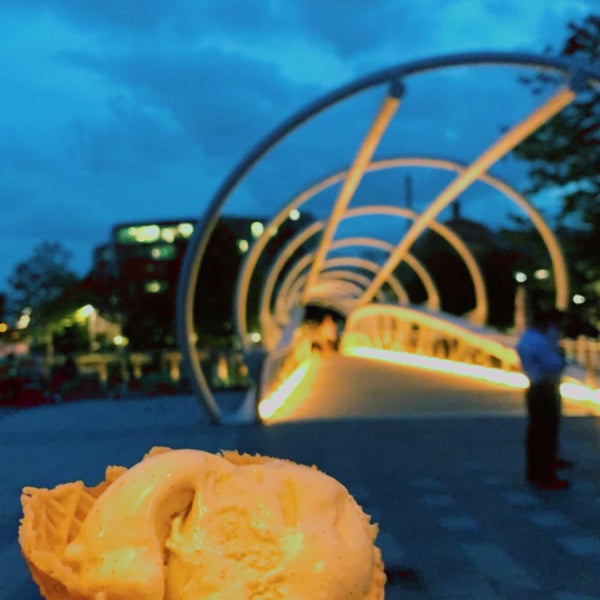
[513,15,600,323]
[8,241,79,348]
[9,242,76,308]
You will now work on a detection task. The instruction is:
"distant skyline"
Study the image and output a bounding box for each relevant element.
[1,1,597,293]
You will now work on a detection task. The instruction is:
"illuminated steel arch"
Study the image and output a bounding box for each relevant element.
[279,263,408,319]
[274,253,407,325]
[355,158,571,311]
[235,160,571,354]
[258,234,440,351]
[296,275,369,305]
[177,52,600,422]
[260,239,393,324]
[310,269,380,296]
[240,201,486,351]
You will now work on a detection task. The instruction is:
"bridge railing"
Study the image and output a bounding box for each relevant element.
[341,304,522,371]
[340,304,600,392]
[257,304,316,415]
[561,337,600,387]
[260,328,313,398]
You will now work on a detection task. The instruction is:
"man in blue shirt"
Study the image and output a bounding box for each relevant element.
[517,307,568,490]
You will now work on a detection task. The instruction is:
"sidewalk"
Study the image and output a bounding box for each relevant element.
[2,396,600,599]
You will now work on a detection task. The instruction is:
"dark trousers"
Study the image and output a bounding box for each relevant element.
[525,382,559,482]
[554,393,563,459]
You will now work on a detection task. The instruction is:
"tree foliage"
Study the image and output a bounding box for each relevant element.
[8,241,78,330]
[513,14,600,321]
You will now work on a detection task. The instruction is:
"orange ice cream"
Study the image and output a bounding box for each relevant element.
[20,447,385,599]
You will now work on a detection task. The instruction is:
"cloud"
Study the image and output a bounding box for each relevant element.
[64,94,188,175]
[61,45,320,161]
[295,0,590,70]
[0,0,598,293]
[2,0,179,34]
[295,1,444,61]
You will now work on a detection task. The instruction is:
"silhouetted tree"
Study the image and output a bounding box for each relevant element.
[514,14,600,322]
[8,242,77,320]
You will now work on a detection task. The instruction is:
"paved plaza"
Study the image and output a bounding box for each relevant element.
[2,394,600,599]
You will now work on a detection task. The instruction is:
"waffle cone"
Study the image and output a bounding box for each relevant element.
[19,466,126,600]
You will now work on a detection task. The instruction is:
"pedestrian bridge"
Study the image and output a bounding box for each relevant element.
[176,52,600,425]
[257,302,599,424]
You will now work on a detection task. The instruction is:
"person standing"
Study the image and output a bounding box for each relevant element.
[517,307,568,490]
[318,314,340,353]
[544,309,573,470]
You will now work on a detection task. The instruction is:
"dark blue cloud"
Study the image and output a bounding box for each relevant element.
[64,94,188,175]
[0,0,597,292]
[3,0,180,33]
[294,1,444,61]
[3,0,294,41]
[61,46,321,163]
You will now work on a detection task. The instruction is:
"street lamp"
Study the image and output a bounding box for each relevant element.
[514,271,527,283]
[75,304,97,352]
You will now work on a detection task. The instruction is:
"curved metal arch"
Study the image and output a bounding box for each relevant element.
[346,205,488,325]
[278,276,378,328]
[275,257,404,322]
[274,254,407,325]
[299,295,358,317]
[262,259,384,330]
[258,232,440,350]
[313,269,380,294]
[362,157,571,310]
[236,156,569,345]
[310,277,367,299]
[323,238,440,310]
[276,266,397,328]
[280,276,380,324]
[246,201,485,352]
[177,53,600,422]
[317,238,440,310]
[259,231,439,317]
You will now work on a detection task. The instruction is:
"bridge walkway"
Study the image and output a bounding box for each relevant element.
[262,351,597,424]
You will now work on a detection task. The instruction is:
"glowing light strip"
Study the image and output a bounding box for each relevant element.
[258,348,599,424]
[345,302,519,367]
[345,346,529,388]
[258,359,312,420]
[560,381,600,404]
[345,346,600,405]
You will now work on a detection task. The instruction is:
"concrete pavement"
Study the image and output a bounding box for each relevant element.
[2,395,600,599]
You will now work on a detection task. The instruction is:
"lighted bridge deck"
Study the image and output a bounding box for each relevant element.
[259,350,597,424]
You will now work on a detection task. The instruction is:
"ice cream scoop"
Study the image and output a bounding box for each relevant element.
[20,447,385,599]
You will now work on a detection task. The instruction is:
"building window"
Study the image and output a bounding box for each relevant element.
[161,227,176,243]
[178,222,194,237]
[151,245,177,260]
[116,225,161,244]
[144,280,167,293]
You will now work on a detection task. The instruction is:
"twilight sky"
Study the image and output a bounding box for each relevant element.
[1,0,597,294]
